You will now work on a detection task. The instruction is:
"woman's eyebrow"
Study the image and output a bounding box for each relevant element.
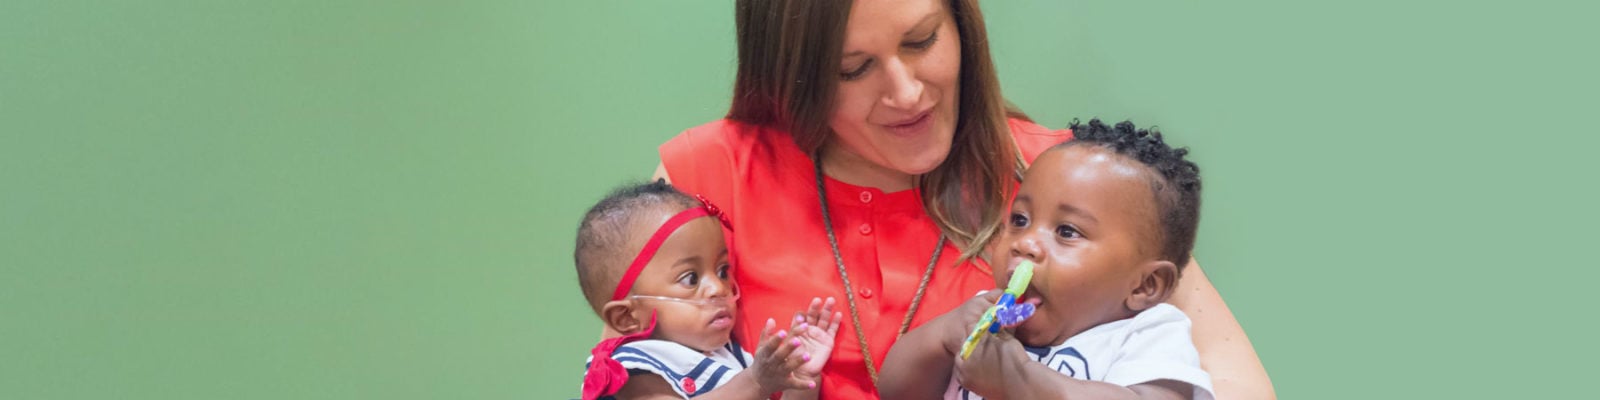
[841,10,943,59]
[904,10,941,37]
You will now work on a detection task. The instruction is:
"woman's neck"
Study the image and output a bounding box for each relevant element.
[818,144,916,192]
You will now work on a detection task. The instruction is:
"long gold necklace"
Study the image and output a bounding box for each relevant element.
[814,157,942,385]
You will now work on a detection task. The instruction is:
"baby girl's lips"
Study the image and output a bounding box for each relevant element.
[708,309,735,330]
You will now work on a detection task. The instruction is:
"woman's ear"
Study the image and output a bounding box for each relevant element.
[601,300,643,335]
[1126,260,1179,311]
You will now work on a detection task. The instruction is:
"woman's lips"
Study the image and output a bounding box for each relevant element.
[883,110,933,138]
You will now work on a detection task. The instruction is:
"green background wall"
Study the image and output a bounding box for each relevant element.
[4,1,1596,398]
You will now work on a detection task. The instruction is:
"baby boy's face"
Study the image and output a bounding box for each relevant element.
[994,146,1162,347]
[625,209,738,353]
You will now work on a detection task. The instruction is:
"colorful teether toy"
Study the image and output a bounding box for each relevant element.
[960,260,1037,359]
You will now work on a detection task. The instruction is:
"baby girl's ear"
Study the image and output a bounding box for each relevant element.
[602,300,644,335]
[1126,260,1179,311]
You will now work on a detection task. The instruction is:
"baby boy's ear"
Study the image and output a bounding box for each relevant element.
[601,300,644,335]
[1126,260,1179,311]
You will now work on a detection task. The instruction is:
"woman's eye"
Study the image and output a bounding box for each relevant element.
[1055,225,1082,239]
[1008,213,1029,228]
[904,31,938,51]
[677,272,700,286]
[841,59,872,81]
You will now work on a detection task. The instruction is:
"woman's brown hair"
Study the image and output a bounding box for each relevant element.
[727,0,1022,260]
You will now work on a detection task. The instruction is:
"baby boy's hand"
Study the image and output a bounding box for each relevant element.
[953,330,1028,398]
[789,297,841,380]
[940,291,1005,355]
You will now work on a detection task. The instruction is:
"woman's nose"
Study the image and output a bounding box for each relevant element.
[879,57,923,110]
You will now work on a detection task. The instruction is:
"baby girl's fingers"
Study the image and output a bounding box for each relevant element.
[770,335,801,366]
[792,313,812,333]
[805,297,824,323]
[784,342,810,371]
[760,318,777,340]
[756,318,781,356]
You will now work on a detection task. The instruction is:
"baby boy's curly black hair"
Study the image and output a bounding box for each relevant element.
[573,180,701,313]
[1056,118,1202,268]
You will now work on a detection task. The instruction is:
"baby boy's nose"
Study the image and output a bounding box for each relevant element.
[1011,236,1042,260]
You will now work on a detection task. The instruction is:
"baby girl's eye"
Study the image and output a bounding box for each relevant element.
[677,272,700,287]
[1055,225,1083,239]
[716,263,731,280]
[1008,213,1029,228]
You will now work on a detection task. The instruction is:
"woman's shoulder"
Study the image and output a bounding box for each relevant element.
[658,119,806,212]
[661,119,774,158]
[1007,117,1074,164]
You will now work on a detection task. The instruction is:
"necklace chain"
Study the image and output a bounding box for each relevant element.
[815,157,943,385]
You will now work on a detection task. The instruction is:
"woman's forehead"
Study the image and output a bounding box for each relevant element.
[841,0,945,52]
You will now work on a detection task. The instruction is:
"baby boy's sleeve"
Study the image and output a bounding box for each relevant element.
[1102,304,1216,400]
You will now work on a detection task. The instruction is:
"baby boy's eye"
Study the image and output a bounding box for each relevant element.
[1008,213,1029,228]
[1055,225,1083,240]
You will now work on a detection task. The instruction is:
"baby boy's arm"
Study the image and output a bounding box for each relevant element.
[878,291,1002,399]
[1003,362,1192,400]
[959,336,1193,400]
[877,320,953,399]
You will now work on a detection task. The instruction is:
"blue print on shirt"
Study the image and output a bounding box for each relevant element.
[1027,345,1090,380]
[957,345,1091,399]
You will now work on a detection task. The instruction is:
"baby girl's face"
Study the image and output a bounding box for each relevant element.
[626,210,739,353]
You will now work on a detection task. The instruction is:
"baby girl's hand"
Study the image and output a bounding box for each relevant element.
[749,318,815,393]
[789,297,841,380]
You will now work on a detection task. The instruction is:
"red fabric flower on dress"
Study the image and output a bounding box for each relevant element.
[580,313,658,400]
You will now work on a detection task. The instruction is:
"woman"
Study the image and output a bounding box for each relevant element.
[652,0,1274,398]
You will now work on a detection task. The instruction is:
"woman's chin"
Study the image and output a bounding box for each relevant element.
[892,152,950,177]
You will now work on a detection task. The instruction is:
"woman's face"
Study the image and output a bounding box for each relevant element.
[827,0,962,179]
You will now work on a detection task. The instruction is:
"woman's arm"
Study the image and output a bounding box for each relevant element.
[1169,258,1276,399]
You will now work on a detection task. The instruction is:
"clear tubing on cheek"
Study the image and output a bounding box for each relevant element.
[627,293,740,307]
[627,277,740,307]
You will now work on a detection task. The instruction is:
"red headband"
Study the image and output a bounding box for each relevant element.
[609,197,730,302]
